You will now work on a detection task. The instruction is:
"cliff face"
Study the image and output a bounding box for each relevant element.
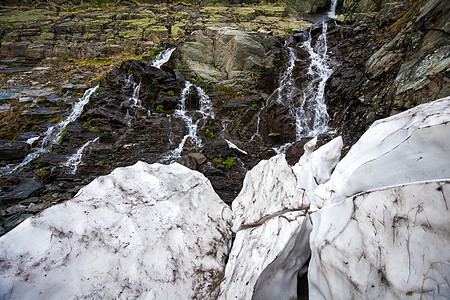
[325,0,450,148]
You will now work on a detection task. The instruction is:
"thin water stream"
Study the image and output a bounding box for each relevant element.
[2,85,98,174]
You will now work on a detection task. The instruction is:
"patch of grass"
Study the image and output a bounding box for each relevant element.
[94,75,105,83]
[166,90,175,96]
[204,128,216,138]
[285,28,294,34]
[36,168,50,179]
[94,86,103,93]
[389,0,424,35]
[156,105,164,112]
[76,58,111,67]
[193,77,204,83]
[90,126,101,133]
[58,129,68,144]
[152,79,158,85]
[48,117,62,123]
[223,156,236,168]
[149,47,165,59]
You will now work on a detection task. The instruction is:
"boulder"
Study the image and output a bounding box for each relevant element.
[175,28,283,83]
[0,162,232,299]
[0,141,30,160]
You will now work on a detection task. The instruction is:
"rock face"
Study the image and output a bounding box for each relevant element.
[325,0,450,148]
[175,28,284,84]
[0,162,232,298]
[0,3,312,61]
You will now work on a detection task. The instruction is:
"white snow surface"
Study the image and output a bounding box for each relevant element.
[309,181,450,299]
[0,161,232,299]
[231,154,308,232]
[292,136,342,209]
[219,212,310,300]
[314,97,450,207]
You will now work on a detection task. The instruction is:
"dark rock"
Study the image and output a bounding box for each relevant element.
[202,139,238,160]
[0,180,43,204]
[259,101,296,144]
[187,153,207,166]
[0,142,30,161]
[3,213,33,231]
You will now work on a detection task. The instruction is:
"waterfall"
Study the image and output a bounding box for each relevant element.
[276,44,297,105]
[328,0,338,18]
[257,21,333,152]
[295,22,332,139]
[251,42,297,141]
[151,48,176,69]
[63,137,99,174]
[41,85,98,147]
[122,75,151,126]
[2,85,98,174]
[165,81,214,159]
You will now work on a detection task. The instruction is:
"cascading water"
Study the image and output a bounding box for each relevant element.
[293,22,333,140]
[328,0,338,18]
[121,48,176,125]
[63,137,99,174]
[2,85,98,174]
[122,75,150,126]
[264,20,333,149]
[276,44,297,105]
[151,48,176,69]
[165,81,214,159]
[41,85,98,147]
[251,41,298,142]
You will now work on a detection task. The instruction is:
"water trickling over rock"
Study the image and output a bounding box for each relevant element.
[63,137,99,175]
[295,22,332,139]
[166,81,215,159]
[2,85,98,174]
[151,48,176,69]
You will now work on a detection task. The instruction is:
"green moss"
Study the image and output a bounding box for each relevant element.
[94,75,105,83]
[36,168,50,179]
[48,117,62,123]
[166,90,175,96]
[223,156,236,168]
[204,128,216,138]
[285,28,294,34]
[58,129,68,144]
